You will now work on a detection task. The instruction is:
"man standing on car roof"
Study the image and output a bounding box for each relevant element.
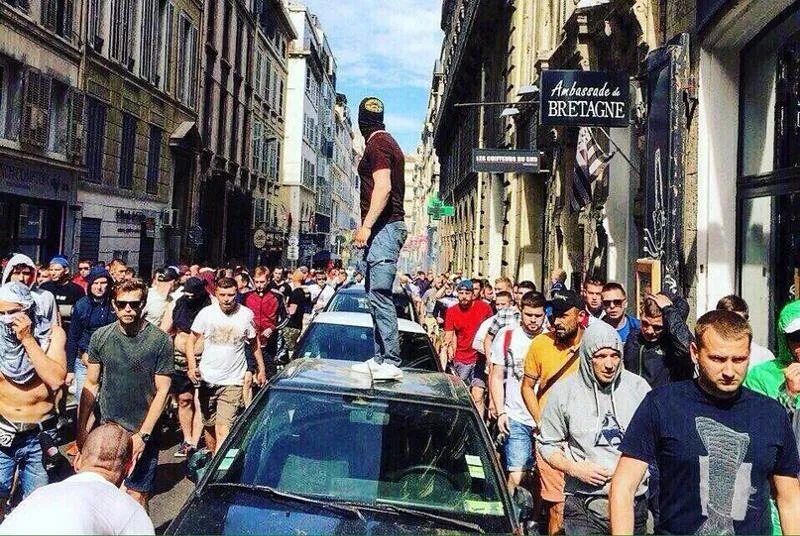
[351,97,408,381]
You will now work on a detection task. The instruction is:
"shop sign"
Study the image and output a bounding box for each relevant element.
[472,149,542,173]
[0,161,73,202]
[540,70,630,127]
[253,228,268,250]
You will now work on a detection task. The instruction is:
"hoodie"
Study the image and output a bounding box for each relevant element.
[1,253,58,338]
[66,268,115,372]
[538,321,651,497]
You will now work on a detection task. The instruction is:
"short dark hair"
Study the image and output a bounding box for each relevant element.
[602,282,626,296]
[471,278,483,288]
[716,295,748,315]
[494,290,513,301]
[216,277,238,290]
[642,298,663,318]
[521,291,546,310]
[583,277,605,288]
[112,278,148,301]
[695,309,753,348]
[518,280,537,292]
[108,258,127,269]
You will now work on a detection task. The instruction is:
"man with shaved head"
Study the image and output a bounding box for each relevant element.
[0,423,154,534]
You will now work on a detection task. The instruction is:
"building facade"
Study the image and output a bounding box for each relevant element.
[331,92,356,264]
[1,0,84,264]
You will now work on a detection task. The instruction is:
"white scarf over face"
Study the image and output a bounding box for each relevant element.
[0,282,48,384]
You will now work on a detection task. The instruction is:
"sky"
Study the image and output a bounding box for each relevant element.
[300,0,443,154]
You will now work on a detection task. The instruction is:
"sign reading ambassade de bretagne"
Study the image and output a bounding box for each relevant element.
[540,70,630,128]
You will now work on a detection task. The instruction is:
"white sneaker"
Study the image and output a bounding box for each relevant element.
[351,360,403,381]
[351,358,381,374]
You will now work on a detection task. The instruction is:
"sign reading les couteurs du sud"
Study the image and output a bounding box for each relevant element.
[472,149,541,173]
[540,70,630,127]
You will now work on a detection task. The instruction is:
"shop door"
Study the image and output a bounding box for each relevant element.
[139,223,154,282]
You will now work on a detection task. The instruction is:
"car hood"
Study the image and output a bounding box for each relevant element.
[168,488,478,535]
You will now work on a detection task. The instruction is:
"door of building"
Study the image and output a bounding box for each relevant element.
[139,223,154,282]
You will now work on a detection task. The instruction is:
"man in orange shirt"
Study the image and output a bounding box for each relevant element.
[521,289,586,535]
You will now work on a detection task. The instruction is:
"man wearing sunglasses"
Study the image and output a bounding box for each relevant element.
[622,291,693,388]
[77,278,173,507]
[600,283,640,344]
[71,260,93,293]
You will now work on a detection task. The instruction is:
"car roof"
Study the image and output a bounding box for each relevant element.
[272,358,472,407]
[311,311,425,334]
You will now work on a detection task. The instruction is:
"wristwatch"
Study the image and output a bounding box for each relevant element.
[139,432,151,444]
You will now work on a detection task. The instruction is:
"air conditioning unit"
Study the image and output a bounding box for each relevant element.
[162,208,179,227]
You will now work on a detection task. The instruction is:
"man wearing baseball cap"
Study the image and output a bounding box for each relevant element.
[521,289,587,535]
[40,256,85,332]
[441,279,493,413]
[351,96,408,381]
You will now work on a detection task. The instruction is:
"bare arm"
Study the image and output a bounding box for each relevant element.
[520,375,542,424]
[440,330,454,369]
[159,302,176,334]
[77,362,101,449]
[137,374,171,437]
[483,332,494,362]
[18,319,67,391]
[362,169,391,229]
[774,474,800,535]
[252,337,266,385]
[187,331,200,382]
[609,455,649,535]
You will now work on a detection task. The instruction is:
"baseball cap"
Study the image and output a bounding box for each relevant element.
[49,256,69,268]
[784,318,800,335]
[456,279,473,291]
[550,290,583,316]
[157,266,179,282]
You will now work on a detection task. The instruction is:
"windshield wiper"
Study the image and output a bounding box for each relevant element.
[206,482,365,521]
[336,500,484,534]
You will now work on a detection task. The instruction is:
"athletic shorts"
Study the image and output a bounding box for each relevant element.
[450,356,487,389]
[125,431,160,494]
[169,371,196,395]
[536,448,566,503]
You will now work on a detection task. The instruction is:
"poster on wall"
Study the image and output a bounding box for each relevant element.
[642,33,689,294]
[539,70,630,127]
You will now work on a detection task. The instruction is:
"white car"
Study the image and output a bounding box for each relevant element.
[293,311,441,372]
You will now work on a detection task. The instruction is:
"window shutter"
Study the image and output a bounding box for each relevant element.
[66,89,85,161]
[189,24,198,107]
[22,70,51,148]
[63,0,74,40]
[41,0,57,31]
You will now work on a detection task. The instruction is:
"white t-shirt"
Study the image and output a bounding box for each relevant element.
[0,471,154,535]
[143,287,170,326]
[490,325,538,427]
[191,304,256,385]
[472,316,495,354]
[308,284,335,310]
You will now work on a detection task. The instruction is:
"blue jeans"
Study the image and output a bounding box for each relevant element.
[364,221,407,366]
[503,418,535,472]
[0,431,49,499]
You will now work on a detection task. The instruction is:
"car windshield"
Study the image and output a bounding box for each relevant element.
[295,323,438,371]
[207,390,509,531]
[326,290,415,321]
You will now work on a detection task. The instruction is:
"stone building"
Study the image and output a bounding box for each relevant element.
[0,0,84,263]
[78,0,203,279]
[331,92,356,262]
[249,0,295,266]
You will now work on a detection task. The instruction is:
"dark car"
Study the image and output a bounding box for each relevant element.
[169,359,535,535]
[294,311,441,372]
[324,285,419,324]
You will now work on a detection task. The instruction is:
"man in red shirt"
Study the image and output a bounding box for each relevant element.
[243,267,278,381]
[442,279,493,414]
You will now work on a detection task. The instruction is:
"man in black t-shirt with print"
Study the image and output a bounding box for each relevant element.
[351,96,408,381]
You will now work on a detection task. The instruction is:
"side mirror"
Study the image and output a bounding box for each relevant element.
[186,449,212,484]
[512,486,539,534]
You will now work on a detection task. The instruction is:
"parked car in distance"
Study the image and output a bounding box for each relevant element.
[324,285,419,325]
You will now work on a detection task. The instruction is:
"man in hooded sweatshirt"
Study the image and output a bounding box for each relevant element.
[67,267,116,402]
[2,254,59,333]
[744,299,800,534]
[537,322,650,534]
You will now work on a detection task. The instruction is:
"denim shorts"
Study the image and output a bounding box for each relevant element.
[504,418,535,472]
[0,430,49,498]
[124,431,160,494]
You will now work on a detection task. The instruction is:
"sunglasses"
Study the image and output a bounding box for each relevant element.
[602,299,625,307]
[114,299,143,310]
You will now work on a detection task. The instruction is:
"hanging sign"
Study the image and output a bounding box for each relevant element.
[472,149,542,173]
[540,70,630,127]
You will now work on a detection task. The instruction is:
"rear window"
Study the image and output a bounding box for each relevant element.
[295,323,438,371]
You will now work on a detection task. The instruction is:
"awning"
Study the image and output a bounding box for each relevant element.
[169,121,202,151]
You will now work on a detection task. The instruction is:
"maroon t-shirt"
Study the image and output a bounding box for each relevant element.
[358,131,405,229]
[444,300,493,365]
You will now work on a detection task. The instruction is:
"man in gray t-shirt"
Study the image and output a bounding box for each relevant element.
[77,278,173,507]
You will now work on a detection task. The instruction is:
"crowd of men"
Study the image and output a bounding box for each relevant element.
[408,267,800,535]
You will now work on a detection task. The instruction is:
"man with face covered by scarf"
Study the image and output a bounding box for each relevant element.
[0,282,67,516]
[351,97,408,381]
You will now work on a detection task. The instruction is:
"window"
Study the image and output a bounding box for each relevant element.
[2,0,29,11]
[270,66,278,111]
[162,3,174,92]
[47,79,69,153]
[264,59,272,105]
[234,20,244,74]
[146,125,161,194]
[21,69,51,148]
[221,1,231,61]
[254,49,263,97]
[88,0,102,50]
[252,119,262,171]
[110,0,135,66]
[118,112,136,189]
[278,77,284,117]
[217,72,228,155]
[176,13,198,107]
[85,96,106,183]
[230,81,240,161]
[141,0,164,85]
[253,195,265,224]
[79,217,101,262]
[0,58,23,141]
[41,0,74,40]
[274,139,281,181]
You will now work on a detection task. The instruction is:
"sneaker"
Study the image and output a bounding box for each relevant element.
[372,362,403,381]
[174,441,195,458]
[351,358,381,374]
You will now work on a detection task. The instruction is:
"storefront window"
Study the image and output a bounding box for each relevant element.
[739,196,772,347]
[0,195,61,264]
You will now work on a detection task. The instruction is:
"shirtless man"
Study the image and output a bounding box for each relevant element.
[0,282,67,516]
